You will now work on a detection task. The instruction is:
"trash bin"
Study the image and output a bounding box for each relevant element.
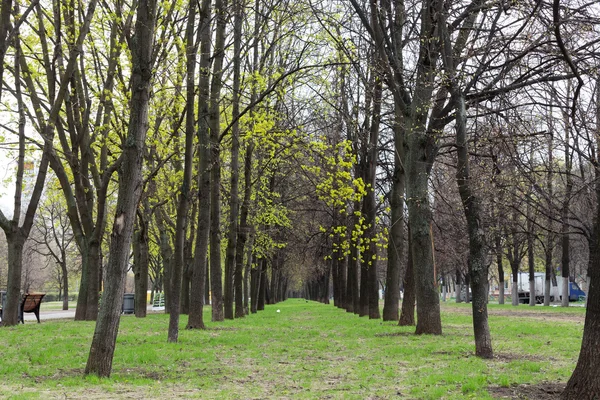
[122,293,135,314]
[0,291,5,321]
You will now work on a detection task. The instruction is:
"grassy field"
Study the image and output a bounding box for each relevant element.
[39,301,78,311]
[0,299,585,399]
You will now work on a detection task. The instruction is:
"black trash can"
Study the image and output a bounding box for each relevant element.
[0,291,5,321]
[122,293,135,314]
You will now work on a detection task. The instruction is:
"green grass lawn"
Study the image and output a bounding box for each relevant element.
[40,301,77,311]
[0,299,584,399]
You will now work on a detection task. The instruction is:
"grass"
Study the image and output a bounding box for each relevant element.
[40,301,77,311]
[0,299,584,399]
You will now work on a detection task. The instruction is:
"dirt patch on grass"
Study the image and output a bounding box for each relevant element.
[493,352,549,362]
[443,304,585,323]
[489,382,565,399]
[374,331,413,337]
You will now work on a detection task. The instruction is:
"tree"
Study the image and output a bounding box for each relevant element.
[31,198,76,310]
[0,0,96,326]
[85,0,157,377]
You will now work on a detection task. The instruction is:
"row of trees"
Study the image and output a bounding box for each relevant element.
[0,0,599,397]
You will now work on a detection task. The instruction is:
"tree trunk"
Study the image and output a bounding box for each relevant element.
[349,200,361,314]
[224,0,243,320]
[359,260,368,316]
[512,266,519,306]
[383,108,404,322]
[258,259,267,311]
[2,235,24,326]
[62,260,69,310]
[562,78,600,399]
[85,0,157,377]
[208,0,228,323]
[496,234,505,305]
[251,264,259,313]
[452,91,493,358]
[168,0,198,342]
[562,230,600,398]
[528,200,536,307]
[243,235,253,315]
[187,0,212,331]
[133,221,149,318]
[399,236,415,326]
[406,131,441,334]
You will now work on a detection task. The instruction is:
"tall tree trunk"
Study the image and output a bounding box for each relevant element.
[527,199,536,307]
[208,0,229,323]
[224,0,243,320]
[561,104,573,307]
[544,126,554,306]
[168,0,198,343]
[85,0,157,376]
[364,77,382,320]
[187,0,212,330]
[561,78,600,399]
[453,91,493,358]
[383,108,405,321]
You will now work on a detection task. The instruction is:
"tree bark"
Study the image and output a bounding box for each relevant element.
[496,233,505,305]
[399,235,415,326]
[186,0,212,330]
[168,0,198,343]
[453,92,493,358]
[208,0,229,323]
[133,216,149,318]
[85,0,157,376]
[224,0,243,320]
[383,108,404,322]
[561,78,600,399]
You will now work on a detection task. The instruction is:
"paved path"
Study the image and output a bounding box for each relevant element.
[21,305,156,322]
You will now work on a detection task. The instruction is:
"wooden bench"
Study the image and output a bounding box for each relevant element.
[19,293,45,324]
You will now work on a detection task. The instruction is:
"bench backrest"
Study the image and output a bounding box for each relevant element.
[21,294,45,312]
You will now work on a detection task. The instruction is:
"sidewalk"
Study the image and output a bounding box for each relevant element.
[21,305,156,322]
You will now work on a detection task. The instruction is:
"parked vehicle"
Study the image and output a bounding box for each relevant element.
[511,272,586,304]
